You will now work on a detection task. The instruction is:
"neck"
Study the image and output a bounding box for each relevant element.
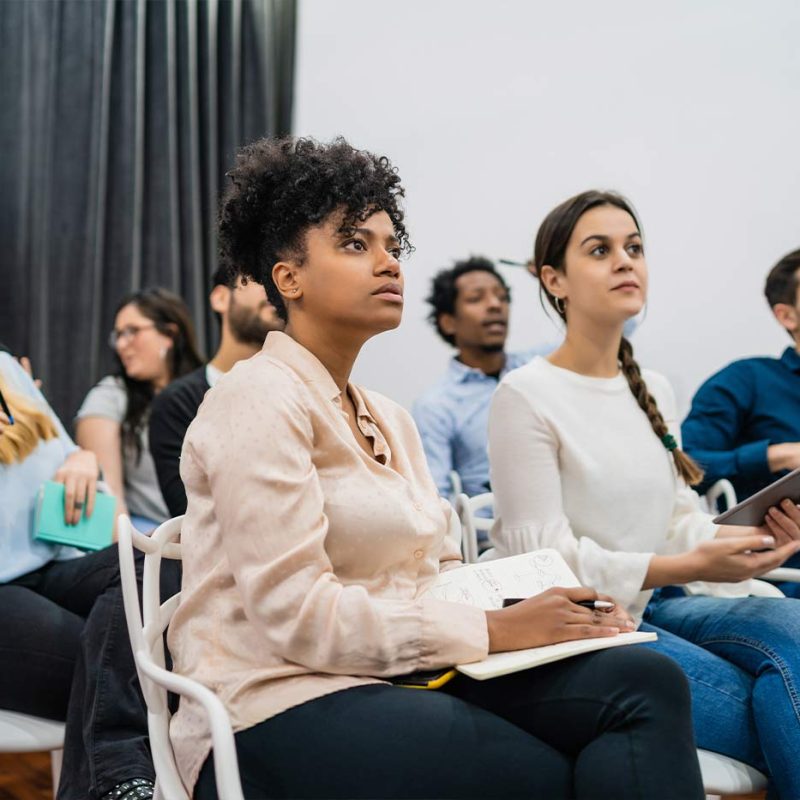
[456,345,507,375]
[209,331,261,374]
[548,316,624,377]
[284,319,361,392]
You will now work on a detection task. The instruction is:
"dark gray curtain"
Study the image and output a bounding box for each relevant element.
[0,0,296,423]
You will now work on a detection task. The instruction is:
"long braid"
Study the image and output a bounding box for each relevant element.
[618,337,704,486]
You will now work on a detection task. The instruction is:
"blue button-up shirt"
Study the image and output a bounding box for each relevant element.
[413,350,542,499]
[682,347,800,500]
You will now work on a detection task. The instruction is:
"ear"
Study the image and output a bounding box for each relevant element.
[773,303,799,337]
[538,265,566,300]
[209,284,231,316]
[273,261,301,303]
[438,312,456,337]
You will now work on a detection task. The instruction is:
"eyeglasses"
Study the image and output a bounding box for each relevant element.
[108,324,156,348]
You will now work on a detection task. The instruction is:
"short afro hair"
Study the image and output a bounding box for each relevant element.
[425,256,510,347]
[218,136,411,322]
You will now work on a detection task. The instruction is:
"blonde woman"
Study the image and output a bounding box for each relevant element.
[0,352,157,800]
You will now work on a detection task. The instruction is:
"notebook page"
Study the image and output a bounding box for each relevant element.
[430,549,581,610]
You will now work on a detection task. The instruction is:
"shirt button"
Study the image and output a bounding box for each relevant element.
[413,549,424,560]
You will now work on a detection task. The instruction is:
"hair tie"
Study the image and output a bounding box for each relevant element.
[661,433,678,452]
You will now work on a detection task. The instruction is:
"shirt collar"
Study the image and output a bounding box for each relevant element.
[262,331,342,402]
[780,346,800,374]
[447,353,509,384]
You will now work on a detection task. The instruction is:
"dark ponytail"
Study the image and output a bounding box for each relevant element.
[533,190,704,486]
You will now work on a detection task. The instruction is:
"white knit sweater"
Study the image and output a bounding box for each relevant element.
[488,356,751,620]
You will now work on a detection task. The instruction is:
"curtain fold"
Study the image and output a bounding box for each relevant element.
[0,0,297,423]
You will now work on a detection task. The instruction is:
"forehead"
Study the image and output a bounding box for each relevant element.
[313,208,397,242]
[115,303,151,326]
[571,205,639,244]
[455,270,505,294]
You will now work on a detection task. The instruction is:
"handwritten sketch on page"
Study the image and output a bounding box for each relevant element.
[429,549,581,610]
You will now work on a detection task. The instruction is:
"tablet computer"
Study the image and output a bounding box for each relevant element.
[713,468,800,526]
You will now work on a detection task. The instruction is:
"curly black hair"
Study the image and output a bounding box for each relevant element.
[425,256,511,347]
[217,136,412,322]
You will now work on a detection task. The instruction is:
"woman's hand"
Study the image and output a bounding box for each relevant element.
[684,535,800,583]
[53,448,99,525]
[717,501,800,546]
[485,586,635,653]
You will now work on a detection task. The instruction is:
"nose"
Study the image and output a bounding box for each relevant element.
[376,248,401,279]
[486,293,503,311]
[614,248,634,271]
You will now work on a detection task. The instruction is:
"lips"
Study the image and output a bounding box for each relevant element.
[372,282,403,302]
[612,282,640,291]
[482,319,507,330]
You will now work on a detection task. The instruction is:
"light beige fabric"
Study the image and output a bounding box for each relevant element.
[168,332,489,791]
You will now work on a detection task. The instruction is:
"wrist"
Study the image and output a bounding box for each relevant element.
[768,443,790,473]
[485,610,509,653]
[644,553,698,589]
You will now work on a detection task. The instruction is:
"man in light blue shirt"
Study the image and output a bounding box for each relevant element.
[413,256,546,501]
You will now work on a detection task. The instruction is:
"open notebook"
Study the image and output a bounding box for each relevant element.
[428,549,656,680]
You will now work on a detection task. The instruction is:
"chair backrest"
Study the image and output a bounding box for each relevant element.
[118,515,244,800]
[455,492,494,564]
[703,478,737,515]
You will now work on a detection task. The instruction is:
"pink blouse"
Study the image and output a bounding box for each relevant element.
[168,332,489,791]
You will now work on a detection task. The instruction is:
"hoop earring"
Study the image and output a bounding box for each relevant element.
[554,296,566,315]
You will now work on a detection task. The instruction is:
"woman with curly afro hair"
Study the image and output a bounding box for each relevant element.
[167,137,704,799]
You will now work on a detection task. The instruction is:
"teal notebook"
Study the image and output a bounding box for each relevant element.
[34,481,116,551]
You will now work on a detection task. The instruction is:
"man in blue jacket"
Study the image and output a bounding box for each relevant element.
[683,248,800,502]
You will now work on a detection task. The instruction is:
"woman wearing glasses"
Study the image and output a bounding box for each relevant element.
[76,289,203,531]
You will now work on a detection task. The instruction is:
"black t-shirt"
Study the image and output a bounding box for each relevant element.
[148,366,210,516]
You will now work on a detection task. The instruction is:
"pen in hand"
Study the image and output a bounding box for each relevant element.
[502,597,615,610]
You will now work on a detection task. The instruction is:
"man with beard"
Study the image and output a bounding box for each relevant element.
[149,263,284,515]
[413,256,546,503]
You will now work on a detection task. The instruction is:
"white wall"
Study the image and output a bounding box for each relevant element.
[294,0,800,415]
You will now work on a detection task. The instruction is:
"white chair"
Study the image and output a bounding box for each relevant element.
[455,491,494,564]
[447,469,463,500]
[117,515,244,800]
[0,710,65,794]
[703,479,738,516]
[456,490,771,795]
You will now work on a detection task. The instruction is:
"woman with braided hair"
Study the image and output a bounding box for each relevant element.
[488,189,800,798]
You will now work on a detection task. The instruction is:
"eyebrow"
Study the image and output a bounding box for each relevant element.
[580,232,641,246]
[350,226,400,247]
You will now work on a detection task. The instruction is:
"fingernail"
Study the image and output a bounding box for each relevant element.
[625,620,635,629]
[762,536,776,547]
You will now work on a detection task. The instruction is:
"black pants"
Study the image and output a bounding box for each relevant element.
[195,646,704,799]
[0,547,180,799]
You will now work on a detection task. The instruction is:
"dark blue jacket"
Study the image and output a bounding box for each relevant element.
[682,347,800,500]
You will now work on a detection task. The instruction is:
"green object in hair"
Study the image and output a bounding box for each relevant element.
[661,434,678,452]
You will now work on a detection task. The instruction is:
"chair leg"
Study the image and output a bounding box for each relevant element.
[50,748,63,797]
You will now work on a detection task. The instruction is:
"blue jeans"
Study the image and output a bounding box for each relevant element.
[642,591,800,800]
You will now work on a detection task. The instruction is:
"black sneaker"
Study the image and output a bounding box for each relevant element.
[100,778,155,800]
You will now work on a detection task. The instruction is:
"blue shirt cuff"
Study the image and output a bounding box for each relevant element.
[734,439,771,480]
